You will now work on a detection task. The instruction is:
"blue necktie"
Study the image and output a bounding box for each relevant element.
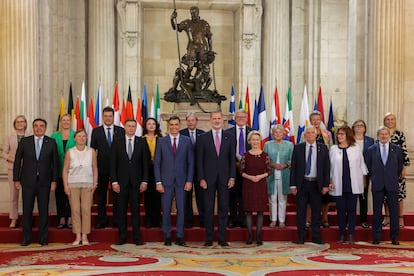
[107,127,112,146]
[382,144,388,165]
[306,145,313,175]
[239,128,245,156]
[35,138,41,160]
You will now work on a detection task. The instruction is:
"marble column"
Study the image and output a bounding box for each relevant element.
[262,0,290,111]
[0,0,39,133]
[367,0,404,130]
[88,0,116,104]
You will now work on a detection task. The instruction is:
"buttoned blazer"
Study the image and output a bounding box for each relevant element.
[110,136,149,186]
[196,130,236,184]
[13,135,59,187]
[154,135,194,187]
[289,142,330,192]
[90,125,125,173]
[366,142,403,193]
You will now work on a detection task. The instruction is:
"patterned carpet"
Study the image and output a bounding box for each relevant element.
[1,241,414,275]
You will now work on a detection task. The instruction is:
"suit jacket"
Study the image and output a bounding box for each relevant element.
[154,135,194,187]
[289,142,330,192]
[110,136,149,186]
[179,128,205,144]
[3,131,30,170]
[51,130,76,176]
[90,125,125,174]
[225,125,253,160]
[366,142,403,193]
[13,135,59,187]
[197,130,236,184]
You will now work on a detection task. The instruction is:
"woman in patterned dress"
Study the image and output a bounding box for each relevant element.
[240,131,271,245]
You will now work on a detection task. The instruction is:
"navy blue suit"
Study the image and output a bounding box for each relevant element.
[358,135,374,224]
[290,142,330,242]
[366,142,403,241]
[154,135,194,239]
[13,135,58,243]
[225,126,253,226]
[197,130,236,242]
[179,128,205,227]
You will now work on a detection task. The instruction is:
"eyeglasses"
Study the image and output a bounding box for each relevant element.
[235,116,247,119]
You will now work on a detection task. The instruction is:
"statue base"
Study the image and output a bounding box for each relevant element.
[164,88,226,105]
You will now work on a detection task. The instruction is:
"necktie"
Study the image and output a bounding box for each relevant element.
[215,131,220,156]
[190,131,195,144]
[173,137,177,156]
[239,128,245,156]
[107,127,112,146]
[305,145,313,175]
[127,138,133,160]
[35,138,41,160]
[382,144,388,165]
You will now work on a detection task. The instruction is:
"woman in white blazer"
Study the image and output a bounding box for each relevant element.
[329,125,368,244]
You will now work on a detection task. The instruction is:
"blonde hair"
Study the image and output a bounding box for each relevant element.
[247,130,261,142]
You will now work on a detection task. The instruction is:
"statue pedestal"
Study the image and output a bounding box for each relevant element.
[161,102,232,131]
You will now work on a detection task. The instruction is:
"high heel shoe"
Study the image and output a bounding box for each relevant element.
[382,215,390,227]
[82,239,90,246]
[72,240,81,245]
[9,220,18,229]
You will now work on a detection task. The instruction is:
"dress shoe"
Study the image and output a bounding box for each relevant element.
[82,239,90,246]
[279,222,286,228]
[337,235,345,243]
[305,221,311,229]
[256,240,263,246]
[72,240,81,245]
[392,239,400,245]
[204,240,213,247]
[312,238,324,244]
[95,222,108,229]
[67,224,73,229]
[164,238,172,246]
[175,238,186,246]
[228,221,236,228]
[218,240,229,247]
[322,221,330,228]
[348,234,355,244]
[39,241,48,246]
[372,239,380,245]
[134,240,144,246]
[296,239,305,245]
[20,240,31,246]
[115,240,126,245]
[57,224,66,229]
[361,222,369,229]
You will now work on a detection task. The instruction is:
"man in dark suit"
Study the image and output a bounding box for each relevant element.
[110,118,149,245]
[155,116,194,246]
[90,106,125,228]
[197,111,236,247]
[13,118,59,246]
[225,109,252,228]
[290,126,330,244]
[179,112,205,228]
[366,126,403,245]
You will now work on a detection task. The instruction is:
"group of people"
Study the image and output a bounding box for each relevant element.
[3,107,409,247]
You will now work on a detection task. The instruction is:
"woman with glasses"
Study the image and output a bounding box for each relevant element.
[329,126,368,244]
[352,120,374,229]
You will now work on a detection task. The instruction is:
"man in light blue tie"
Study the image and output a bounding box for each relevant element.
[366,126,403,245]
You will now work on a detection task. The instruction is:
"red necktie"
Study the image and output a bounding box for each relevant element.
[215,131,220,156]
[173,137,177,156]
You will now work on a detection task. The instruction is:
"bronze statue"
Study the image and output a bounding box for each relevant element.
[165,6,226,105]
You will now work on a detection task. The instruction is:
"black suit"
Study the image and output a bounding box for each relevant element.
[110,136,149,243]
[13,135,58,243]
[290,142,330,242]
[197,130,236,242]
[225,126,253,226]
[90,125,125,226]
[179,128,205,227]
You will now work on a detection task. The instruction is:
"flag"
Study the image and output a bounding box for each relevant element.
[80,81,87,130]
[120,99,127,127]
[86,99,97,144]
[113,82,120,126]
[327,99,335,144]
[155,84,161,124]
[73,97,82,130]
[228,85,235,128]
[269,85,281,140]
[317,86,325,124]
[244,85,251,127]
[56,96,65,131]
[136,98,143,137]
[95,85,102,126]
[283,86,295,143]
[67,82,74,116]
[258,86,269,147]
[126,85,134,119]
[238,99,243,110]
[313,100,318,111]
[297,84,309,144]
[142,84,148,121]
[149,97,155,118]
[252,98,259,130]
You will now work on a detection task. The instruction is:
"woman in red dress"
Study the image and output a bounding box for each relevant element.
[240,131,271,245]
